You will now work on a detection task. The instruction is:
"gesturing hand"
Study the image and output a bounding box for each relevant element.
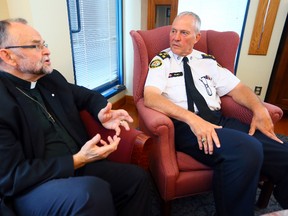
[98,103,134,136]
[73,134,120,169]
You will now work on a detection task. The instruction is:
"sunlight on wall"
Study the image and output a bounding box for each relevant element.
[178,0,249,36]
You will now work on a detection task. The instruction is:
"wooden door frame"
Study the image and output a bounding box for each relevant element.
[266,15,288,112]
[147,0,178,30]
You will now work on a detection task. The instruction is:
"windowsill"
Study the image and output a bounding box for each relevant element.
[101,84,126,99]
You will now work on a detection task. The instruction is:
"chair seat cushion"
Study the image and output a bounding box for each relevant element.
[177,151,212,171]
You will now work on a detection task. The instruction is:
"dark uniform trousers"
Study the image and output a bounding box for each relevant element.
[173,115,288,216]
[13,160,151,216]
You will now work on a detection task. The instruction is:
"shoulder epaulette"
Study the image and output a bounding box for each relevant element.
[157,51,170,60]
[201,54,216,60]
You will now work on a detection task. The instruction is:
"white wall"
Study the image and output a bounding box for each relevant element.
[1,0,287,102]
[123,0,143,100]
[0,0,9,19]
[4,0,74,83]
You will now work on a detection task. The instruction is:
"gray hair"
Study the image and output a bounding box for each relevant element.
[176,11,201,33]
[0,18,27,63]
[0,18,27,48]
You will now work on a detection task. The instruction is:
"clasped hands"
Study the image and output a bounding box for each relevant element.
[73,103,133,169]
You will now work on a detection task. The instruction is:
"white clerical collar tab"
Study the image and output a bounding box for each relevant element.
[30,81,37,89]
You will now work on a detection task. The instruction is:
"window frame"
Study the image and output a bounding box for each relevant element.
[66,0,125,98]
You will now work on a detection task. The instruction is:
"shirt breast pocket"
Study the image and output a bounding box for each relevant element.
[166,74,187,103]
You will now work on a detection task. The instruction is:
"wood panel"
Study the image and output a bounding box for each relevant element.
[266,15,288,112]
[248,0,280,55]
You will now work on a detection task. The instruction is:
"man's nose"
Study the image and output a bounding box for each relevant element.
[42,46,50,55]
[173,32,181,40]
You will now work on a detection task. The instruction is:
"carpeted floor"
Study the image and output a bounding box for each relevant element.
[150,134,288,216]
[151,187,282,216]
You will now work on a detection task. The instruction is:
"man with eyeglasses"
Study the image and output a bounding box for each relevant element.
[144,11,288,216]
[0,18,151,216]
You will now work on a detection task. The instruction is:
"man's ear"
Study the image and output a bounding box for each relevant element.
[195,33,201,44]
[0,49,16,66]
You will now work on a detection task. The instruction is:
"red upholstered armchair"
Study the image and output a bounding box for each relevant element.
[130,25,283,214]
[80,110,152,169]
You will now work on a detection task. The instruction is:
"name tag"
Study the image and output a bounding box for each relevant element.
[169,72,183,78]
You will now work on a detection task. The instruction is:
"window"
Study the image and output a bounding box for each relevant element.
[66,0,124,98]
[178,0,250,73]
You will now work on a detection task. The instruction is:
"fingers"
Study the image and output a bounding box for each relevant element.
[103,102,112,112]
[115,119,133,136]
[263,130,283,144]
[98,103,113,121]
[114,125,121,136]
[249,117,283,143]
[100,135,121,146]
[88,134,101,145]
[198,135,218,155]
[117,109,134,122]
[198,136,212,155]
[248,124,256,136]
[197,126,221,155]
[119,119,131,131]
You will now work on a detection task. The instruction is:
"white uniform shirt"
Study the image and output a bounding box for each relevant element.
[145,48,240,112]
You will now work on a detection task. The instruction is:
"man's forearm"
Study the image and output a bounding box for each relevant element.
[144,87,198,124]
[228,83,264,113]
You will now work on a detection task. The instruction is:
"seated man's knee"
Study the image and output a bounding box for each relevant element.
[69,176,115,215]
[218,129,263,168]
[233,133,264,171]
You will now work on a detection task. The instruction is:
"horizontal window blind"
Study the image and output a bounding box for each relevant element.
[67,0,123,96]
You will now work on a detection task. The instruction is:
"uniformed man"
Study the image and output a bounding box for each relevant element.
[144,11,288,216]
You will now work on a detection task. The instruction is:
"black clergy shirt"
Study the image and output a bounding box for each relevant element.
[0,72,80,158]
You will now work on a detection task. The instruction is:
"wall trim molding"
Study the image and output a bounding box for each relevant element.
[112,95,134,109]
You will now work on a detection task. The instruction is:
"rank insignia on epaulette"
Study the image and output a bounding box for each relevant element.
[201,54,216,60]
[149,59,162,68]
[158,51,170,60]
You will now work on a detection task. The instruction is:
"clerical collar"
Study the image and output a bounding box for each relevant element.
[0,71,37,89]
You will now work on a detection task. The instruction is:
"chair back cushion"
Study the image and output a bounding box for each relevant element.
[194,30,240,73]
[130,26,171,104]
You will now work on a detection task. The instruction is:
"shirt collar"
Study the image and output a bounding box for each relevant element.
[169,49,203,64]
[0,71,37,89]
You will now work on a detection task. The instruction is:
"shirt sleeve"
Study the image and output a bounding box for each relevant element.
[214,66,240,97]
[145,56,168,92]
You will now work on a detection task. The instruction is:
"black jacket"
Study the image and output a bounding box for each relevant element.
[0,69,107,215]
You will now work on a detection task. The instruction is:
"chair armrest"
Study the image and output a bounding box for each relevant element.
[136,99,180,196]
[79,110,152,169]
[220,96,283,124]
[263,102,283,123]
[136,99,175,136]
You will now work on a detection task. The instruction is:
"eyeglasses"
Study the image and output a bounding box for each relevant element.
[4,43,48,51]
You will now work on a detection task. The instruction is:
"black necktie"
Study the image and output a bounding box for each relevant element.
[183,56,220,124]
